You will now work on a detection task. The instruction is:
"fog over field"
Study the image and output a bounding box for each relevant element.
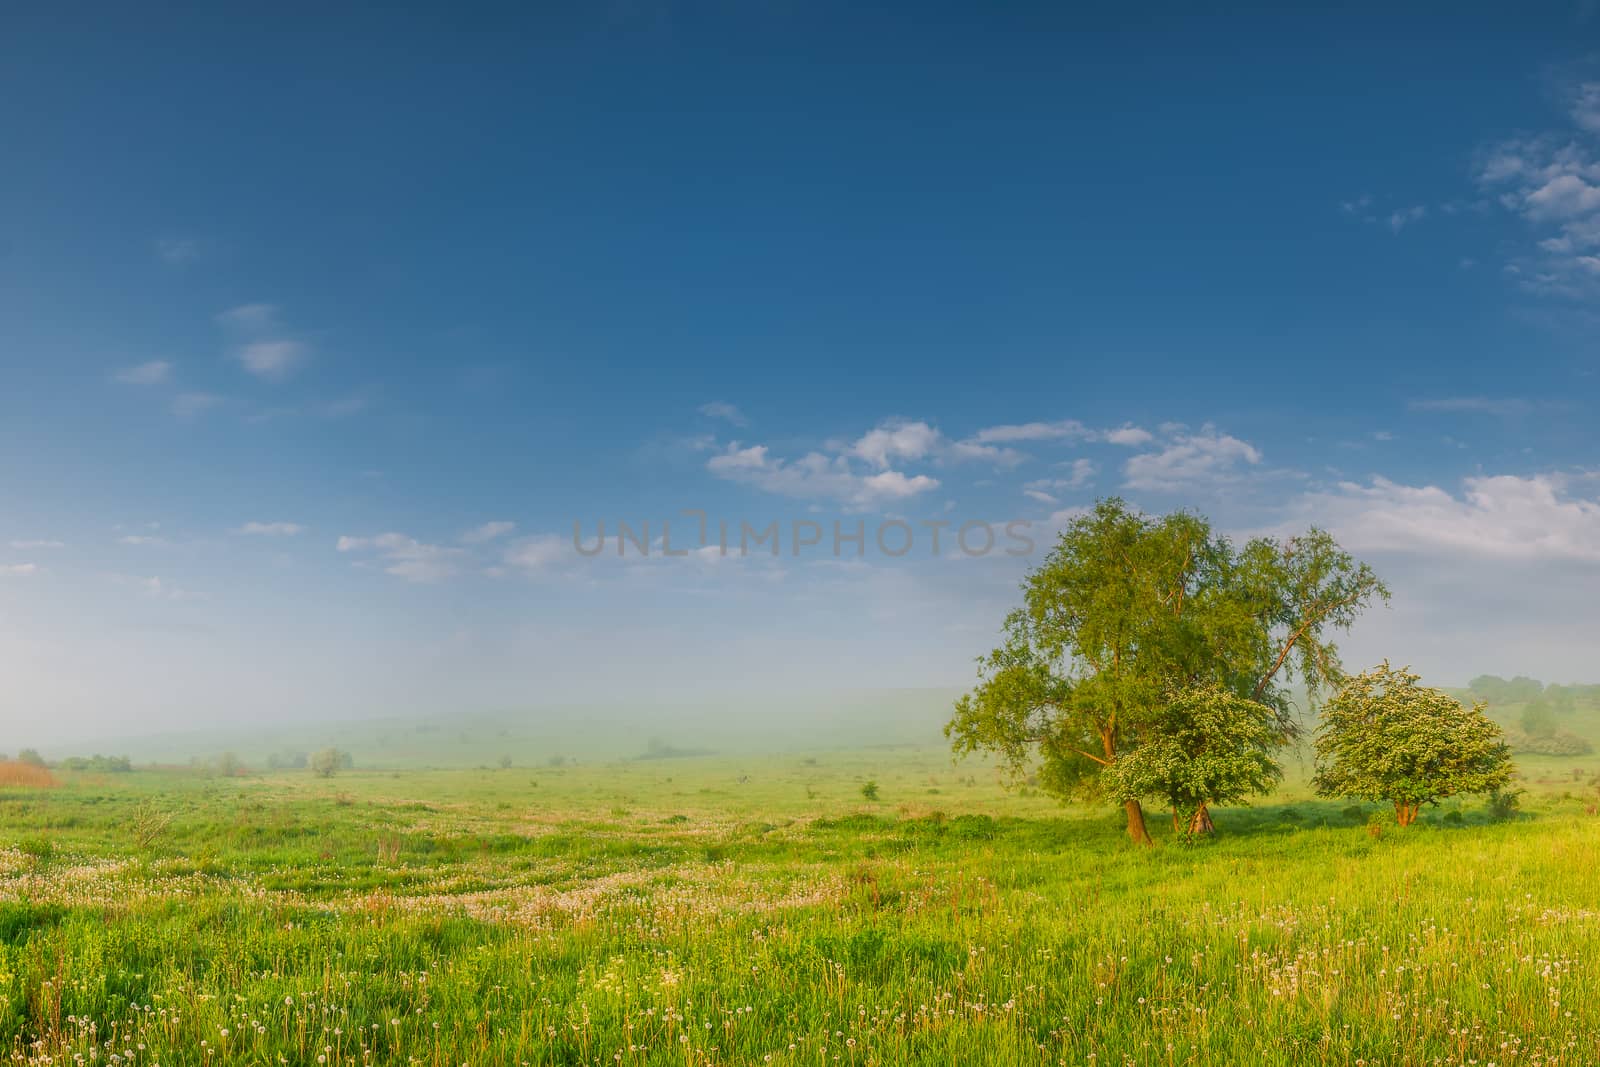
[5,7,1600,1065]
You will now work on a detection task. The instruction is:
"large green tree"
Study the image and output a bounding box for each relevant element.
[1313,662,1514,826]
[947,499,1387,844]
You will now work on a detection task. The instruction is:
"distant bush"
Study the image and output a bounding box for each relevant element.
[1503,729,1593,756]
[266,750,308,770]
[15,749,46,768]
[860,780,880,801]
[635,738,716,761]
[310,748,349,778]
[58,754,133,773]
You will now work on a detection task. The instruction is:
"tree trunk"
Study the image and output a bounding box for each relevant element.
[1124,799,1154,846]
[1394,801,1418,826]
[1187,803,1215,835]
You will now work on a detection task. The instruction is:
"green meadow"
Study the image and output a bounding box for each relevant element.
[3,732,1600,1066]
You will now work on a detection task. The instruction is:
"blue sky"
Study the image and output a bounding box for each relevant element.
[3,4,1599,740]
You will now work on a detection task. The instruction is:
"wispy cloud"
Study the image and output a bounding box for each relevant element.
[236,522,305,537]
[1474,62,1600,298]
[0,563,37,578]
[707,443,939,506]
[154,236,203,266]
[460,521,516,544]
[698,401,748,426]
[1293,473,1600,562]
[1408,396,1535,417]
[216,303,279,330]
[218,303,309,381]
[112,360,174,386]
[1387,205,1427,233]
[503,534,567,574]
[337,533,463,583]
[236,341,307,381]
[8,539,64,550]
[171,392,224,418]
[1122,427,1262,491]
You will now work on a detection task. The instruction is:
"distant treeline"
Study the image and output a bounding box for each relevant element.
[0,750,132,772]
[1468,675,1598,757]
[1468,675,1600,708]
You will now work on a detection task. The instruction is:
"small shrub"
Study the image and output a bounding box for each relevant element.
[130,801,174,851]
[860,780,880,801]
[1487,787,1524,822]
[310,748,347,778]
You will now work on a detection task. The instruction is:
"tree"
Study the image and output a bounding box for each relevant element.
[16,748,46,768]
[947,499,1387,844]
[1520,698,1557,738]
[1313,663,1514,826]
[310,747,346,778]
[1102,687,1283,835]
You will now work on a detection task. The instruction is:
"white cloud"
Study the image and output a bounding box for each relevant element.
[1122,428,1262,491]
[504,534,568,574]
[172,392,223,418]
[1408,396,1534,417]
[707,442,939,506]
[947,440,1026,467]
[1574,80,1600,133]
[237,522,305,537]
[216,303,279,330]
[1023,489,1058,505]
[969,419,1090,444]
[1102,425,1153,447]
[154,237,202,265]
[8,540,63,550]
[1387,205,1427,233]
[698,401,747,426]
[1524,174,1600,221]
[337,532,463,583]
[860,470,940,499]
[1025,459,1097,498]
[851,420,942,468]
[1293,473,1600,562]
[461,521,516,544]
[118,535,168,547]
[236,340,307,381]
[1474,82,1600,297]
[0,563,37,578]
[112,360,173,386]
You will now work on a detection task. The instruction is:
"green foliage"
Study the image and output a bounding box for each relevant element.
[1314,663,1515,825]
[1502,729,1593,756]
[1102,687,1284,831]
[310,747,348,778]
[56,754,132,773]
[947,498,1385,841]
[860,780,880,801]
[1468,674,1544,704]
[15,749,46,768]
[1519,699,1558,738]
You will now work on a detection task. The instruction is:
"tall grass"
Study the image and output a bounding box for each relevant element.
[1,751,1597,1064]
[0,762,56,788]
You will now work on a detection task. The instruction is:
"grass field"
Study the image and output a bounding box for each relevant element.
[3,742,1600,1066]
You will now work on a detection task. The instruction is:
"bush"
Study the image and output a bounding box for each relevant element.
[860,780,880,801]
[310,748,348,778]
[1487,788,1524,821]
[1503,729,1593,756]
